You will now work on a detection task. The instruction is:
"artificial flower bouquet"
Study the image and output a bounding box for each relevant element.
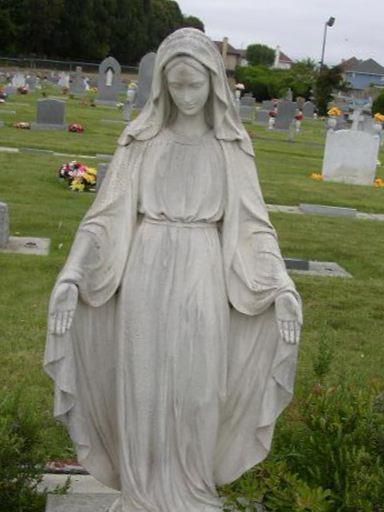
[58,161,97,191]
[68,123,84,133]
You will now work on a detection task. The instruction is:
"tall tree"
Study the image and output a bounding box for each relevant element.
[314,65,346,116]
[182,15,204,32]
[148,0,184,52]
[246,43,275,67]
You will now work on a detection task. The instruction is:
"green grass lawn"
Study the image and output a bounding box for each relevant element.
[0,96,383,460]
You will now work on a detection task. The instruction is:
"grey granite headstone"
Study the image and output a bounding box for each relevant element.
[239,95,255,123]
[32,99,66,130]
[255,110,269,125]
[261,100,274,111]
[299,203,357,217]
[275,100,296,130]
[96,163,109,191]
[284,258,310,271]
[45,494,117,512]
[303,101,315,118]
[96,57,122,105]
[135,52,156,109]
[0,202,9,248]
[70,66,86,96]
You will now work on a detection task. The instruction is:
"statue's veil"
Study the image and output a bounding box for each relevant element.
[118,28,253,155]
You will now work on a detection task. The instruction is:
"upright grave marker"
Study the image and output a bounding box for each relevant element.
[275,100,296,130]
[31,99,66,130]
[96,57,122,105]
[135,52,156,109]
[322,119,380,185]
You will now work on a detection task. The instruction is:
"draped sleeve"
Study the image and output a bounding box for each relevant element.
[220,140,300,315]
[55,140,143,307]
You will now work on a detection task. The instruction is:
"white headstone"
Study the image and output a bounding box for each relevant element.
[322,130,380,185]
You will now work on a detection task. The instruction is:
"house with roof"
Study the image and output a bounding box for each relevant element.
[213,38,242,76]
[341,57,384,91]
[273,46,293,70]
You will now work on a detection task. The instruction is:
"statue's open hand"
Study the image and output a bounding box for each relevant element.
[49,282,79,336]
[275,293,302,345]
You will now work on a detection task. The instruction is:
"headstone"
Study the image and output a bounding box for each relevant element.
[275,100,296,130]
[96,163,109,191]
[26,74,37,91]
[58,73,70,89]
[284,258,310,271]
[296,97,305,110]
[322,129,380,185]
[239,95,255,123]
[135,52,156,109]
[262,100,274,111]
[12,72,26,89]
[285,88,293,101]
[70,66,86,96]
[303,101,315,118]
[31,99,66,130]
[299,204,357,217]
[0,202,9,248]
[96,57,122,105]
[255,110,270,125]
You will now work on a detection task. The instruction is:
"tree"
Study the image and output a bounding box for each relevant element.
[246,43,275,67]
[314,65,347,116]
[372,92,384,115]
[287,59,317,99]
[182,15,204,32]
[148,0,184,52]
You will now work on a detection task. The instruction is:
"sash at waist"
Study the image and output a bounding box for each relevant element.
[142,216,218,229]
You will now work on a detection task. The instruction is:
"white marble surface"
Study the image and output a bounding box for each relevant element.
[322,129,380,185]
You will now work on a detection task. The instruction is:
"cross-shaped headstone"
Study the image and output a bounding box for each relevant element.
[350,108,364,131]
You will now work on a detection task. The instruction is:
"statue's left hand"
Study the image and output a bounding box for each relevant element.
[275,293,302,345]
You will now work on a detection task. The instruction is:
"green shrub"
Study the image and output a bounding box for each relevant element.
[222,337,384,511]
[0,388,68,512]
[372,92,384,115]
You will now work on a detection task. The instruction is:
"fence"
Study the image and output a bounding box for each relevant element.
[0,56,138,76]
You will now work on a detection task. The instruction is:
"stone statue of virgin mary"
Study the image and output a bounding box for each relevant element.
[45,28,302,512]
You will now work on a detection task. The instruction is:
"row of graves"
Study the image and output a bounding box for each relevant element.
[0,51,157,128]
[235,88,383,187]
[236,93,316,135]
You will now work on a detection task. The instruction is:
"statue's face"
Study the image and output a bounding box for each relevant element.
[166,59,210,116]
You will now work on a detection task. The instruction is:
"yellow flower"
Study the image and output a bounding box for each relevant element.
[87,167,97,176]
[327,107,342,117]
[374,113,384,122]
[83,173,96,184]
[70,179,85,191]
[309,172,323,181]
[374,177,384,188]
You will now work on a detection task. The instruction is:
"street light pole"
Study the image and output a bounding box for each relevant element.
[320,16,335,70]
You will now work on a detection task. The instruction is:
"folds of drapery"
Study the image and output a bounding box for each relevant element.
[44,138,301,490]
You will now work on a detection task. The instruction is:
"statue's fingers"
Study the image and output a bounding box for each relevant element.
[48,313,55,334]
[57,312,65,335]
[62,311,69,334]
[66,310,75,331]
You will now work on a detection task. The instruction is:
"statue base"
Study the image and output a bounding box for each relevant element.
[45,494,117,512]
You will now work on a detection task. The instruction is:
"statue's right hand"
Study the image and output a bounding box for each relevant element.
[48,282,79,336]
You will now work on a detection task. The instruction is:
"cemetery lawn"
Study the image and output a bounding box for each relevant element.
[0,100,383,459]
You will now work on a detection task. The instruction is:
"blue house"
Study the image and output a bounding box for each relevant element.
[341,57,384,91]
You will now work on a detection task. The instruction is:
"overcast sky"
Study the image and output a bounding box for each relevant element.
[178,0,383,65]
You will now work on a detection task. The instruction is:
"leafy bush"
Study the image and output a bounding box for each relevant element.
[0,388,68,512]
[372,92,384,115]
[222,338,384,511]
